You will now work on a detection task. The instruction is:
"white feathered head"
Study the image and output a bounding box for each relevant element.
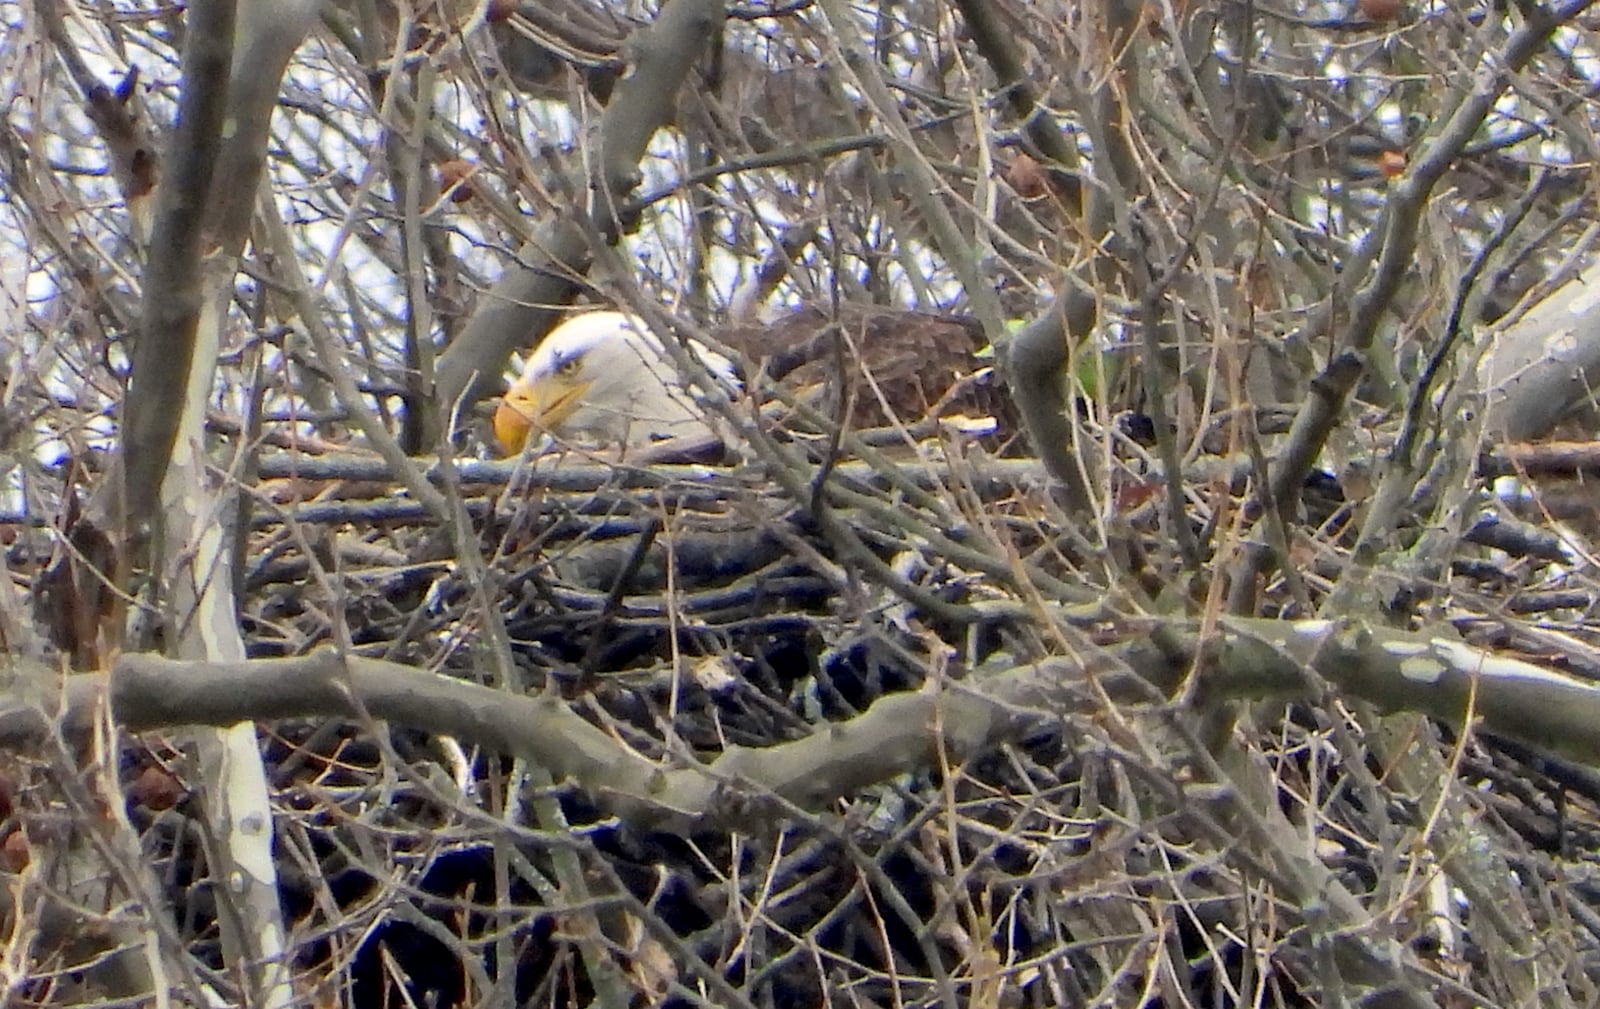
[494,311,738,453]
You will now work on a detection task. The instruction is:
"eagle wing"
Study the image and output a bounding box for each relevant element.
[719,306,1011,437]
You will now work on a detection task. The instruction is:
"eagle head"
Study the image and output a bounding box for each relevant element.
[494,311,738,454]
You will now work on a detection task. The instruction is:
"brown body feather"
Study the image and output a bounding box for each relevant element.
[719,306,1012,438]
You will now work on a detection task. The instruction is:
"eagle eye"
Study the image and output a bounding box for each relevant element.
[555,354,583,378]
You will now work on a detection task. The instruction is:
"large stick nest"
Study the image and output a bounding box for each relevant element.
[13,418,1600,1009]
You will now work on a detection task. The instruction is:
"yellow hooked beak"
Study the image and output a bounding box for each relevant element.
[493,373,591,454]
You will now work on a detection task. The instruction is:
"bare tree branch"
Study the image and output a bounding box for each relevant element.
[432,0,728,417]
[120,0,235,577]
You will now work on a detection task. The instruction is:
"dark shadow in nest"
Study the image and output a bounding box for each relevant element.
[488,496,1020,713]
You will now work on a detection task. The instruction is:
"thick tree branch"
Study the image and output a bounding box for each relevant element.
[121,0,235,573]
[5,618,1597,829]
[432,0,728,417]
[953,0,1147,516]
[1273,1,1589,523]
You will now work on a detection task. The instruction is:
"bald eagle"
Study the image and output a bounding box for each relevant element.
[493,306,1005,455]
[494,311,739,453]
